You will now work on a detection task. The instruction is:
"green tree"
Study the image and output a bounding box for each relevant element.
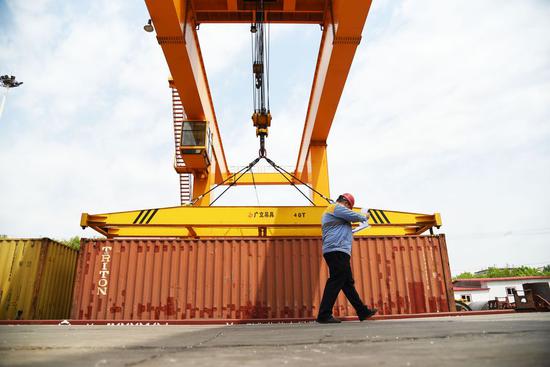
[58,236,81,250]
[454,272,475,279]
[485,266,543,277]
[454,266,549,280]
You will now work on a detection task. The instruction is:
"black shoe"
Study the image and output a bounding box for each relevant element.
[316,316,342,324]
[358,308,378,321]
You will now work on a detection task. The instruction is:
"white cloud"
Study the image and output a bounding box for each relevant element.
[0,0,176,238]
[198,24,250,76]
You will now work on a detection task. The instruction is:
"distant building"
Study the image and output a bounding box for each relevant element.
[453,276,550,303]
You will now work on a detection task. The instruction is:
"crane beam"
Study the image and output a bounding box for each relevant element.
[81,207,442,238]
[145,0,229,181]
[295,0,373,180]
[230,173,296,185]
[191,0,324,24]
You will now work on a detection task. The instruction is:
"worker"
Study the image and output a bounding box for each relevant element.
[316,193,378,323]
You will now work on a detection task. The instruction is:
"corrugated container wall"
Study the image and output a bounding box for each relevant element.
[72,235,455,320]
[0,238,78,320]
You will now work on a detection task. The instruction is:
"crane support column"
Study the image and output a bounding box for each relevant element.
[193,155,217,206]
[295,0,373,181]
[307,142,330,205]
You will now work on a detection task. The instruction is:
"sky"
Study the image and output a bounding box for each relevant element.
[1,0,549,275]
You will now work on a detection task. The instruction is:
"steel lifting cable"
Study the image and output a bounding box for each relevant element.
[250,168,261,206]
[189,158,259,205]
[190,155,333,207]
[268,161,315,206]
[208,157,262,206]
[264,157,333,205]
[250,28,257,115]
[266,21,270,111]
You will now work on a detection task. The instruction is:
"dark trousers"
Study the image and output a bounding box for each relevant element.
[317,251,368,320]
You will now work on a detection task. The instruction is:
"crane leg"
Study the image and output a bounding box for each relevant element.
[193,158,217,206]
[307,142,330,206]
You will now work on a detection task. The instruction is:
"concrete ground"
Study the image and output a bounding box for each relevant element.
[0,313,548,367]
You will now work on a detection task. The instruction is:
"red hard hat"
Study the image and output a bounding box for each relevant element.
[340,193,355,207]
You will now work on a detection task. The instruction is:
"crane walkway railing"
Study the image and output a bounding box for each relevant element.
[172,87,192,204]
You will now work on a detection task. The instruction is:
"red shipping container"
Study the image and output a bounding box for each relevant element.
[71,235,455,320]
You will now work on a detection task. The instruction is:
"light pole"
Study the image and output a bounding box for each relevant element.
[0,75,23,119]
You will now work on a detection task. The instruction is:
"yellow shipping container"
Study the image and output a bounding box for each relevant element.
[0,238,78,320]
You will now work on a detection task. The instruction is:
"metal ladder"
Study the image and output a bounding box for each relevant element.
[172,88,192,205]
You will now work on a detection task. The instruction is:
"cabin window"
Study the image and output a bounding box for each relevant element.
[182,121,207,147]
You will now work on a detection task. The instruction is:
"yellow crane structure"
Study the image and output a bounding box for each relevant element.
[81,0,442,238]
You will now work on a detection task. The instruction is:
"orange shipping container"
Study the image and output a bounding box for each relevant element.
[71,235,455,320]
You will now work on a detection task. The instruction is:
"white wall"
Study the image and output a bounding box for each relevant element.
[455,279,550,303]
[485,279,549,303]
[454,289,489,303]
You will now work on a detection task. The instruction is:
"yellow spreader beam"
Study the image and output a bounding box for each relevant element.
[81,206,442,238]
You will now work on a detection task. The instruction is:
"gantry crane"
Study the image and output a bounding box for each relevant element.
[81,0,442,238]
